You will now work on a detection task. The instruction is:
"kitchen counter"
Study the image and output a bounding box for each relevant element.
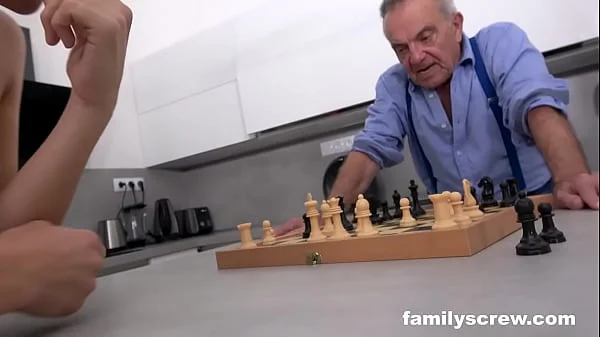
[99,226,264,276]
[0,209,597,337]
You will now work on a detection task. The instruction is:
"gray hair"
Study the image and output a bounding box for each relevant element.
[379,0,457,18]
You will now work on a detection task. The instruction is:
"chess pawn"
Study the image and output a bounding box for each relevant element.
[429,191,458,230]
[538,203,566,243]
[305,193,326,242]
[398,198,417,227]
[261,220,276,245]
[320,200,335,237]
[355,194,379,237]
[449,192,472,228]
[327,197,350,240]
[237,222,257,249]
[462,179,484,220]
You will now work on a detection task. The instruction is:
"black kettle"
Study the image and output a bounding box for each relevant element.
[151,198,180,241]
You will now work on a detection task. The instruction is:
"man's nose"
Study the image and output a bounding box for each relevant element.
[408,46,426,65]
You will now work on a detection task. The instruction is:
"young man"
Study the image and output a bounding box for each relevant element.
[0,0,132,317]
[274,0,598,236]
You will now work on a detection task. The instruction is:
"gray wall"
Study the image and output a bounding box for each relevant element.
[64,69,600,232]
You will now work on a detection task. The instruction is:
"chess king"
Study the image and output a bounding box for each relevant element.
[274,0,598,237]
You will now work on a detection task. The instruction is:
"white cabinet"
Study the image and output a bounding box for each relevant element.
[236,18,397,134]
[130,23,237,115]
[457,0,599,52]
[138,81,250,167]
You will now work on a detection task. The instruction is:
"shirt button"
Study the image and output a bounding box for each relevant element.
[441,123,447,129]
[456,151,462,156]
[428,93,434,99]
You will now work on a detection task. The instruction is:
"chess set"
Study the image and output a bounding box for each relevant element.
[214,177,564,270]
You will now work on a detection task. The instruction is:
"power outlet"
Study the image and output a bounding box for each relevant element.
[320,135,355,157]
[113,177,145,192]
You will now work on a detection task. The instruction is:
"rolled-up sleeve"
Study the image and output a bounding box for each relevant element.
[352,74,406,168]
[482,22,570,139]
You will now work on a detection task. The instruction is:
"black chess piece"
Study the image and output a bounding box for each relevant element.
[368,197,382,224]
[409,180,426,217]
[514,195,551,256]
[538,203,566,243]
[470,186,479,205]
[392,190,402,218]
[478,176,499,208]
[381,201,392,221]
[337,196,354,231]
[499,181,513,208]
[507,178,519,201]
[350,203,357,224]
[302,213,310,239]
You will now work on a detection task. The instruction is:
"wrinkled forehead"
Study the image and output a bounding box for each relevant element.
[382,0,447,43]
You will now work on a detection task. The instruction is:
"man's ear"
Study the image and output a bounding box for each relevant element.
[452,11,464,41]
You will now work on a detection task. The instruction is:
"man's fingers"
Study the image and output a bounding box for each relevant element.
[576,177,600,210]
[40,0,61,45]
[50,1,77,48]
[556,189,584,210]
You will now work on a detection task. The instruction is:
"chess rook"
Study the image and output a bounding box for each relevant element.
[237,222,257,249]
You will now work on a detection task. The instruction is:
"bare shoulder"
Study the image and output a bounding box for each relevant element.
[0,11,26,90]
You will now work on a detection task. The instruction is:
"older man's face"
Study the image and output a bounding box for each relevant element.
[383,0,463,89]
[0,0,43,14]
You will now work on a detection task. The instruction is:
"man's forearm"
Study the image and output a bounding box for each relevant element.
[0,98,111,231]
[528,106,590,183]
[329,151,380,205]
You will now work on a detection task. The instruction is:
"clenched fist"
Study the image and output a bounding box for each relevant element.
[40,0,133,114]
[0,221,105,317]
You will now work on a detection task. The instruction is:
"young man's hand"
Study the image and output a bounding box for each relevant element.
[40,0,133,115]
[0,221,105,317]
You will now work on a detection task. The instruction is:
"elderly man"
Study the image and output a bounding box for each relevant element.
[0,0,132,317]
[275,0,598,236]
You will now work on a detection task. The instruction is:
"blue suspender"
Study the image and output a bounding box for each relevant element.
[405,37,527,193]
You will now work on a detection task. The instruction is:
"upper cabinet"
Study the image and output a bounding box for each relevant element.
[130,23,237,114]
[234,0,390,134]
[137,81,250,167]
[456,0,599,52]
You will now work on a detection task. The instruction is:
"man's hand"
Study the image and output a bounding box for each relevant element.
[40,0,133,114]
[554,172,599,210]
[0,221,105,317]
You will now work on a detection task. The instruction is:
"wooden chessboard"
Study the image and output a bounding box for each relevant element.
[214,193,554,270]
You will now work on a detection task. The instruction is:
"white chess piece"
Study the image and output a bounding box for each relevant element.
[399,198,417,227]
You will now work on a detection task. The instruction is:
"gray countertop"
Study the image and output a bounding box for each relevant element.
[0,209,598,337]
[99,226,264,276]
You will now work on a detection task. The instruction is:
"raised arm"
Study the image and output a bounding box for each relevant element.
[0,1,133,232]
[330,72,407,204]
[484,22,598,209]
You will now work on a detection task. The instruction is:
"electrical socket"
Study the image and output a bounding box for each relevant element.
[113,177,144,192]
[320,135,355,157]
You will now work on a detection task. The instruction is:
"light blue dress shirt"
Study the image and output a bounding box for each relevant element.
[352,22,570,198]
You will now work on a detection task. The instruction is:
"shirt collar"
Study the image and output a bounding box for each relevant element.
[408,33,473,92]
